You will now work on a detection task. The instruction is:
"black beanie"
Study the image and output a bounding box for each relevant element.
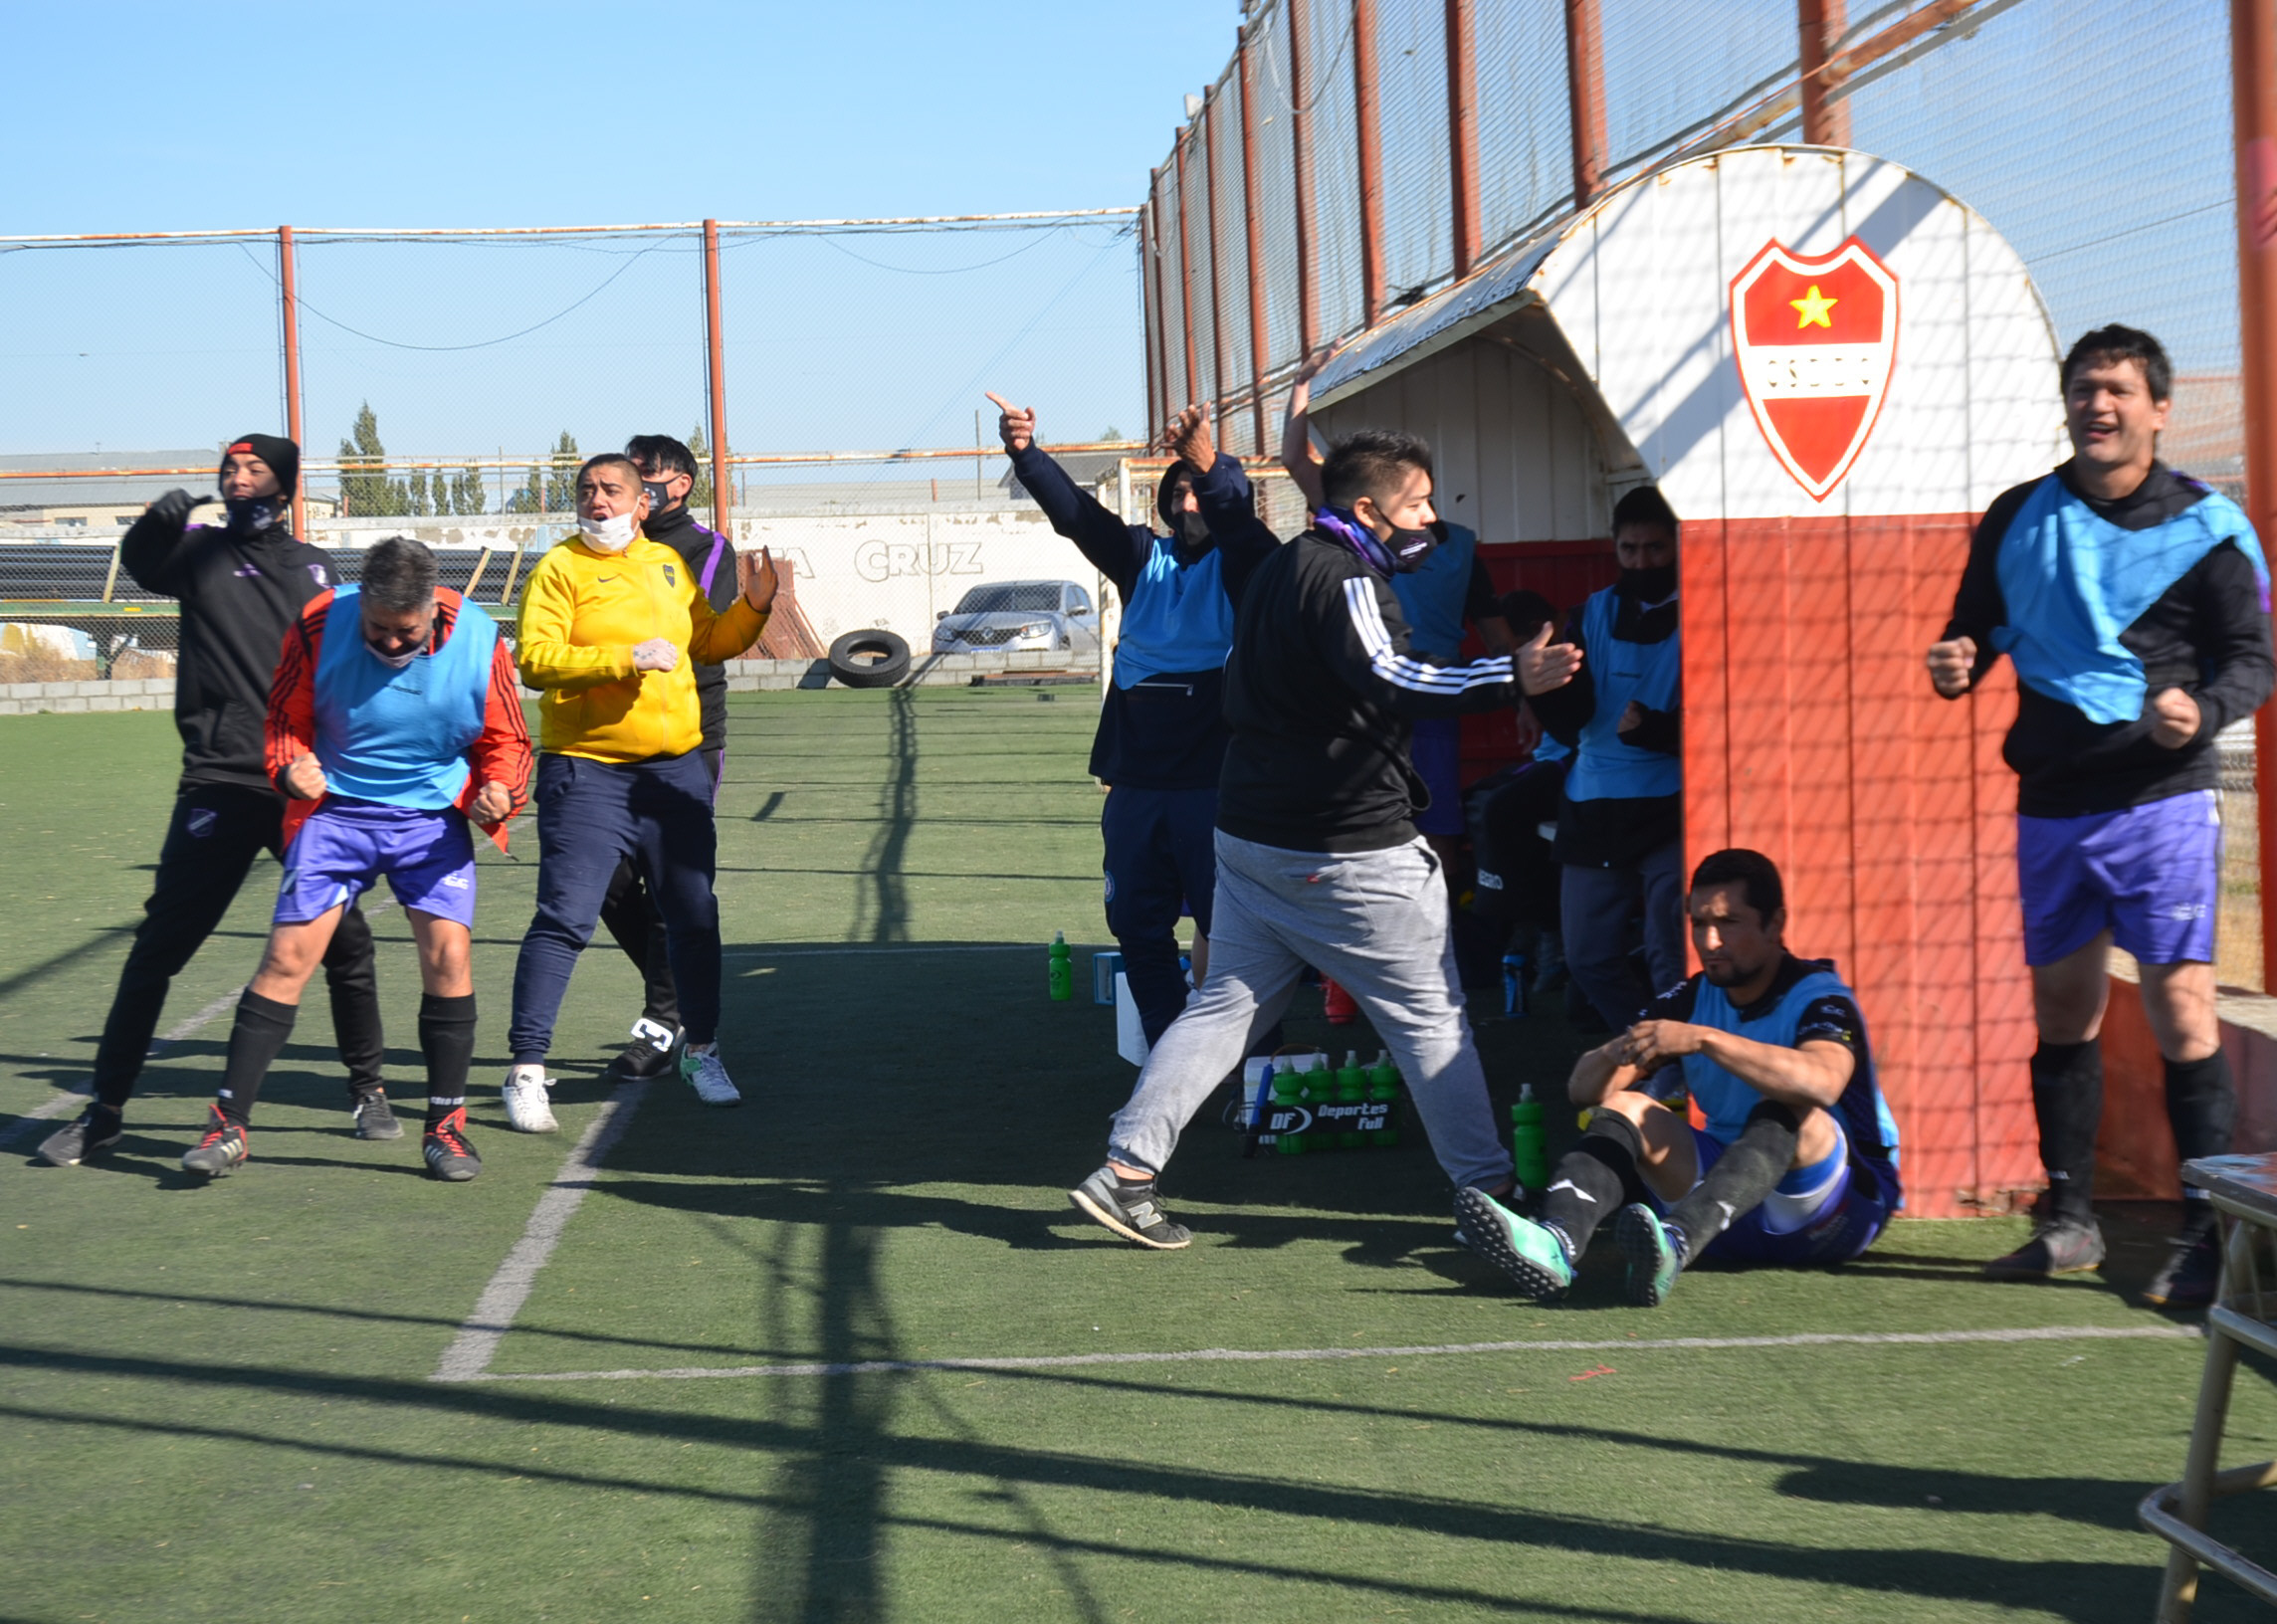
[221,433,300,498]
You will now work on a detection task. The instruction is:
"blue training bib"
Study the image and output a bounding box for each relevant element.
[1390,520,1477,660]
[1562,585,1681,802]
[312,586,496,809]
[1113,536,1236,689]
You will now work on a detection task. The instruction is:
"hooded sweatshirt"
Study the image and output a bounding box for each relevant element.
[638,501,739,752]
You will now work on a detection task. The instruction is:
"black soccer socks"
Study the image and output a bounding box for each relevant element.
[1538,1111,1648,1259]
[1669,1101,1802,1254]
[2030,1039,2103,1227]
[2165,1050,2236,1239]
[418,992,479,1128]
[325,906,388,1098]
[215,989,299,1127]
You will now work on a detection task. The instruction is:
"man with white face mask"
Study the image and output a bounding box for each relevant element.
[503,454,778,1125]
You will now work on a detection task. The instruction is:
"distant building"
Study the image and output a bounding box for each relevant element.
[0,450,336,530]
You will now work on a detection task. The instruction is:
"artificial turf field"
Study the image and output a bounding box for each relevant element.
[3,689,2274,1624]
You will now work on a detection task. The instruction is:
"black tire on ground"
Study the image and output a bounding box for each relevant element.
[827,628,912,689]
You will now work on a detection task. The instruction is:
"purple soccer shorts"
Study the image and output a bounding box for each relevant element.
[2015,788,2220,967]
[277,801,478,928]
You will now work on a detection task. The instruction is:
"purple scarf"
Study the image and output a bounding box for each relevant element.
[1311,507,1395,576]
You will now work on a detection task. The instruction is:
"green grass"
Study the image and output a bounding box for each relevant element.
[3,690,2274,1623]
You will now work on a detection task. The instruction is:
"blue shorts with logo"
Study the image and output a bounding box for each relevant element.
[2016,788,2220,966]
[1648,1123,1895,1266]
[278,801,477,928]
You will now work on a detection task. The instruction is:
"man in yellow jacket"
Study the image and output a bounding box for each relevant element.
[504,453,776,1126]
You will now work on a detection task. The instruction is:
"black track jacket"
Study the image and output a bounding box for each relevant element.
[1216,529,1522,853]
[639,503,739,753]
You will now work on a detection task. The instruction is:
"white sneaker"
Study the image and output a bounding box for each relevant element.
[679,1043,742,1108]
[501,1064,559,1132]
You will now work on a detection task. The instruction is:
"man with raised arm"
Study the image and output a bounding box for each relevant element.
[40,435,391,1168]
[1929,324,2272,1306]
[988,392,1279,1048]
[1458,849,1902,1306]
[1066,428,1525,1260]
[179,536,530,1181]
[501,454,777,1127]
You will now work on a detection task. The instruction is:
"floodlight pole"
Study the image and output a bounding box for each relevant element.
[2234,0,2277,995]
[278,225,307,538]
[703,219,731,539]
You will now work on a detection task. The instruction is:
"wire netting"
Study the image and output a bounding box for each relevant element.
[1250,9,1306,381]
[1373,0,1457,303]
[1473,0,1573,257]
[1182,121,1221,419]
[1211,63,1257,437]
[1304,0,1368,347]
[1597,0,1798,172]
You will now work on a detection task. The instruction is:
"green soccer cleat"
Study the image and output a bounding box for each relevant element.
[1453,1185,1573,1302]
[1615,1203,1687,1308]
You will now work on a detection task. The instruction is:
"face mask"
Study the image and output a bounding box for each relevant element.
[1174,510,1213,552]
[1619,563,1678,602]
[642,480,676,514]
[579,511,638,553]
[1387,525,1438,572]
[223,497,281,534]
[369,645,418,670]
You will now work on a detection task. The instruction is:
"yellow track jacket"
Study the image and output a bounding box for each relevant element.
[516,535,769,763]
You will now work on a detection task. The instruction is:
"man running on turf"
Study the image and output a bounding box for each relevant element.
[1068,429,1523,1253]
[1929,324,2273,1306]
[987,391,1279,1047]
[40,435,389,1168]
[181,536,530,1180]
[501,455,777,1127]
[1462,849,1901,1305]
[592,434,739,1082]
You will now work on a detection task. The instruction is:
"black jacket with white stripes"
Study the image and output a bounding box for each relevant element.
[1217,528,1521,854]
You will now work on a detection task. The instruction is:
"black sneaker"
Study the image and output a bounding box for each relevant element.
[351,1089,404,1141]
[2141,1228,2223,1309]
[181,1107,250,1177]
[422,1108,482,1183]
[37,1106,122,1167]
[1068,1166,1192,1249]
[1983,1213,2105,1279]
[616,1017,682,1080]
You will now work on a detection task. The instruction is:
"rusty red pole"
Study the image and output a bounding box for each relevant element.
[1798,0,1853,146]
[2236,0,2277,991]
[1148,175,1175,440]
[278,225,307,537]
[703,219,730,538]
[1202,88,1229,425]
[1289,0,1320,356]
[1239,26,1273,453]
[1564,0,1607,208]
[1174,129,1202,412]
[1446,0,1482,278]
[1353,0,1387,325]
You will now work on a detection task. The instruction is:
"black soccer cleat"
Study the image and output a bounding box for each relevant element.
[2141,1228,2223,1310]
[181,1107,250,1177]
[37,1106,123,1167]
[351,1088,404,1141]
[422,1109,482,1183]
[616,1017,683,1080]
[1069,1166,1191,1249]
[1983,1214,2105,1280]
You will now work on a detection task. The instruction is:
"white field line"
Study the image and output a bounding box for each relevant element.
[463,1322,2201,1384]
[430,1079,651,1382]
[3,982,250,1150]
[723,943,1038,960]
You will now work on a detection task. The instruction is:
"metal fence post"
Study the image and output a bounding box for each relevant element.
[1564,0,1607,208]
[1175,128,1202,414]
[1354,0,1387,325]
[1202,86,1229,426]
[1799,0,1853,146]
[278,225,308,538]
[2236,0,2277,992]
[1290,0,1320,357]
[703,220,731,539]
[1239,23,1273,452]
[1148,174,1175,438]
[1446,0,1482,278]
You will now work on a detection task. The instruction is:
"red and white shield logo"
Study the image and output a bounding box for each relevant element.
[1729,237,1900,501]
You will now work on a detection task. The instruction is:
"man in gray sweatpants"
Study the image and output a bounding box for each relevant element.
[1069,427,1526,1260]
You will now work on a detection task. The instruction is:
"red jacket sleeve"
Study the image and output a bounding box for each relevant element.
[468,632,533,815]
[267,590,330,796]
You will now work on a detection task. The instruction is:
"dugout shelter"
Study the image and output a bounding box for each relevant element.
[1305,143,2067,1219]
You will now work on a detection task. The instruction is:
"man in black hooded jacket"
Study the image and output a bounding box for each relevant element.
[39,435,387,1167]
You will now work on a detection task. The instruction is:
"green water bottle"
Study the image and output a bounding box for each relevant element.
[1272,1065,1307,1154]
[1367,1051,1401,1147]
[1047,931,1073,1002]
[1511,1084,1549,1192]
[1336,1050,1367,1149]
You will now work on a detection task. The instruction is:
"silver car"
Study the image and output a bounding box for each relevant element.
[932,579,1100,656]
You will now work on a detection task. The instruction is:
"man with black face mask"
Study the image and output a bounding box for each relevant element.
[987,392,1278,1047]
[1520,485,1685,1031]
[39,434,391,1167]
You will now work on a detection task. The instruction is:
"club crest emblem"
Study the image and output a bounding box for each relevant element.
[663,563,678,587]
[187,808,218,839]
[1728,236,1900,501]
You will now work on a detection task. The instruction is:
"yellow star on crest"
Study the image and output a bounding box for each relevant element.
[1790,283,1838,329]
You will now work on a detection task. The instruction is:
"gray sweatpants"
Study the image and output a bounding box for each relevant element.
[1107,831,1514,1192]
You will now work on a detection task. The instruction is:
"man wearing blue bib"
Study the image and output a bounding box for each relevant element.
[1930,325,2273,1306]
[1458,849,1901,1306]
[180,538,531,1182]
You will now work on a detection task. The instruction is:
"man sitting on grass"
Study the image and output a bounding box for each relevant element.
[1457,848,1902,1305]
[180,536,529,1182]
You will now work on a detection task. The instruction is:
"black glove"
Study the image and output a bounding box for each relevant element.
[146,488,197,531]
